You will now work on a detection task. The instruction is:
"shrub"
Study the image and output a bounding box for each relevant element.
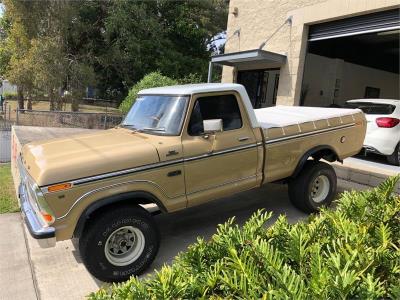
[2,91,18,99]
[90,176,400,299]
[119,72,178,114]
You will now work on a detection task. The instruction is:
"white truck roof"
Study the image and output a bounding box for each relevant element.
[139,83,244,95]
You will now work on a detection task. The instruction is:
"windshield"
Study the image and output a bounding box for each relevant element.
[122,95,189,135]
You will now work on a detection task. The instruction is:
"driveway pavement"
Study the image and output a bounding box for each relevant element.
[0,180,367,300]
[0,214,37,300]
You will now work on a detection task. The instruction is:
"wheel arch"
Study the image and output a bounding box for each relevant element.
[73,191,166,238]
[292,145,339,178]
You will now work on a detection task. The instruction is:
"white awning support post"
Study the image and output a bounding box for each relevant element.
[207,61,213,83]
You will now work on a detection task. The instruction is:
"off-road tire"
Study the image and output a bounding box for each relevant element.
[79,205,159,282]
[288,161,337,213]
[387,142,400,166]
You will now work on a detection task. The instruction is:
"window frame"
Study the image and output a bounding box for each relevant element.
[187,92,244,136]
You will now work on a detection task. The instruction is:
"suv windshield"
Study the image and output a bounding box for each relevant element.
[122,95,188,135]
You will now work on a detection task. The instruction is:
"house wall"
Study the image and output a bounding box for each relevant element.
[341,60,400,101]
[222,0,400,106]
[302,53,400,107]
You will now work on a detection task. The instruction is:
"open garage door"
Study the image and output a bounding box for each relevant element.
[301,9,399,108]
[309,9,400,41]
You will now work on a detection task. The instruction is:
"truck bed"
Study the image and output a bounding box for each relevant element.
[254,106,363,141]
[256,106,365,183]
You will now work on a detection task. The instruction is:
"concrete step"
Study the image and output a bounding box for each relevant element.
[332,157,400,194]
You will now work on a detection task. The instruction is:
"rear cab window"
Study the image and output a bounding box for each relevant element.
[346,102,396,115]
[188,94,243,135]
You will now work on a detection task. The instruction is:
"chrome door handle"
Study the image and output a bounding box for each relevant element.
[238,136,249,142]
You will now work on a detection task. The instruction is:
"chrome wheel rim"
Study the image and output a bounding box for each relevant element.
[310,175,330,203]
[104,226,145,266]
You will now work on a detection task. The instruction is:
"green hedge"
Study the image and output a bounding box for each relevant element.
[2,91,18,99]
[90,176,400,299]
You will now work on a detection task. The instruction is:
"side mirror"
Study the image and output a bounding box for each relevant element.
[203,119,223,134]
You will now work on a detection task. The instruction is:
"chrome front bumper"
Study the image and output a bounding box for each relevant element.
[18,174,56,248]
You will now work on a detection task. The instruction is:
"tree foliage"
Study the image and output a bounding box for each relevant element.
[90,176,400,299]
[0,0,96,110]
[0,0,228,106]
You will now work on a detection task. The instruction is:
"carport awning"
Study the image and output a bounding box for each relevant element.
[211,49,286,67]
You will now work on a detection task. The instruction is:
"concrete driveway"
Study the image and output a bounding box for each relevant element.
[0,180,366,300]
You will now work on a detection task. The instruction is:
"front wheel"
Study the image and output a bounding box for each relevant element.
[79,205,159,282]
[288,161,337,213]
[387,142,400,166]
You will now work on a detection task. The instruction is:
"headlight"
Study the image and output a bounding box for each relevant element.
[19,155,55,225]
[31,183,55,225]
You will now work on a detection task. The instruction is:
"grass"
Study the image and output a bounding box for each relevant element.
[0,164,19,213]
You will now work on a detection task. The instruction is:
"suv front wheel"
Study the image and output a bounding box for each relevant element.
[79,205,159,282]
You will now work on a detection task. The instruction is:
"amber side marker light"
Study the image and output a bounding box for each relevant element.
[41,212,55,223]
[47,183,72,193]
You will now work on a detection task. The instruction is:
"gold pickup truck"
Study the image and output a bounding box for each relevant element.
[18,83,366,282]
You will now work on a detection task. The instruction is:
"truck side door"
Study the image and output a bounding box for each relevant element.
[182,91,259,207]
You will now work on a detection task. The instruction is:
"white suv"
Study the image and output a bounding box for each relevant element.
[346,99,400,166]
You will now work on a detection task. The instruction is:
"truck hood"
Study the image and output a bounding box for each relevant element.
[21,128,160,186]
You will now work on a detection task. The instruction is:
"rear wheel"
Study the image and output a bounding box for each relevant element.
[288,161,337,213]
[79,205,159,282]
[387,142,400,166]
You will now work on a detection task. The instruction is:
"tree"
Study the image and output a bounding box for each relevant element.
[0,0,228,106]
[2,0,96,110]
[0,12,11,79]
[96,0,228,99]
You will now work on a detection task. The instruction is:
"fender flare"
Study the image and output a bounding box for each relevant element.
[291,145,339,178]
[73,191,167,238]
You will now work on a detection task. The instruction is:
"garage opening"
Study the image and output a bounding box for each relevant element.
[301,9,400,107]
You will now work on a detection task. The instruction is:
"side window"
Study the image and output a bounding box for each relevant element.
[188,94,243,136]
